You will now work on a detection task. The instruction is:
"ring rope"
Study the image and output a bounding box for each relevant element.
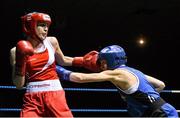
[0,85,180,93]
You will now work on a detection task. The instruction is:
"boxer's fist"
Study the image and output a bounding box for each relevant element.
[73,51,100,72]
[82,51,100,72]
[15,40,34,76]
[16,40,34,55]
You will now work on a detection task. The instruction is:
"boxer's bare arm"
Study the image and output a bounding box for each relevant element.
[48,37,74,66]
[10,47,25,89]
[70,71,112,83]
[145,75,165,93]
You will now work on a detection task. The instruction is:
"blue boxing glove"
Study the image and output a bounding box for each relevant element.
[56,65,72,81]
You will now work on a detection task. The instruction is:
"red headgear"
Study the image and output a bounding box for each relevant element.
[21,12,51,36]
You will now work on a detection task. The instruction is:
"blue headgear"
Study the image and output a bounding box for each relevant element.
[98,45,127,69]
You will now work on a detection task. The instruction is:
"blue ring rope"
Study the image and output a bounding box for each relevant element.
[0,108,179,113]
[0,85,179,93]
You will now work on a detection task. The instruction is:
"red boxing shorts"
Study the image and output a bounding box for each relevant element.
[20,79,73,117]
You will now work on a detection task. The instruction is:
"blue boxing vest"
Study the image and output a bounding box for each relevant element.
[116,65,160,116]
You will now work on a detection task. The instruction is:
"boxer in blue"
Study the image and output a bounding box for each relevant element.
[56,45,178,117]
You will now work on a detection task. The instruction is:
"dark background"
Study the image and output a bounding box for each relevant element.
[1,0,180,117]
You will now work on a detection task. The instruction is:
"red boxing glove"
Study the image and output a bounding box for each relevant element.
[15,40,34,76]
[73,51,100,72]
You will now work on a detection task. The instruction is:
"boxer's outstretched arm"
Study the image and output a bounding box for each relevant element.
[56,65,110,83]
[50,37,100,72]
[70,72,111,83]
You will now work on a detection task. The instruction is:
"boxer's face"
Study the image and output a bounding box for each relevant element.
[99,60,108,71]
[35,22,49,40]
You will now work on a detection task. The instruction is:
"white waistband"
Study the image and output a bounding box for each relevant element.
[26,79,63,93]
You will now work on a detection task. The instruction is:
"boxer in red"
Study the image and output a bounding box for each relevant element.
[10,12,98,117]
